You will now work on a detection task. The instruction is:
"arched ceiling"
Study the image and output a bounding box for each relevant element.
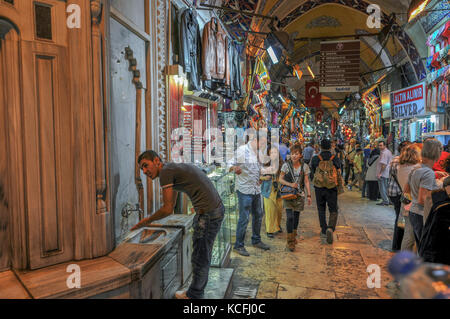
[213,0,426,112]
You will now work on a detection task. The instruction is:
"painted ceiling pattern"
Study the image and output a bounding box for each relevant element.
[217,0,427,81]
[278,0,425,80]
[306,15,342,29]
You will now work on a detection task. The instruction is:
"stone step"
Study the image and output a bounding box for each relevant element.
[180,267,234,299]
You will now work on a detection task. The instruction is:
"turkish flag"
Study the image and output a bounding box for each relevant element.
[305,81,321,108]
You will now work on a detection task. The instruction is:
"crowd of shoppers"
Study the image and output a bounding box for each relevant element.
[227,131,347,255]
[139,129,450,301]
[336,137,449,264]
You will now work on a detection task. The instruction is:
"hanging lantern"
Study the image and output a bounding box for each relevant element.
[316,110,324,123]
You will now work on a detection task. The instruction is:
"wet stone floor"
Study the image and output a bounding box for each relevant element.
[228,190,401,299]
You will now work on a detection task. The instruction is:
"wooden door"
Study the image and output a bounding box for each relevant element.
[22,41,74,269]
[24,1,74,269]
[0,0,74,269]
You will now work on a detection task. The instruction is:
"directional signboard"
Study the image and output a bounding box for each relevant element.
[320,40,360,93]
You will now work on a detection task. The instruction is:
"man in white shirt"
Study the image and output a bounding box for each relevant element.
[229,130,270,256]
[377,140,393,206]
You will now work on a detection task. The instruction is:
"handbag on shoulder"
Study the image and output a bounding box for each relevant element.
[391,170,412,205]
[280,161,300,200]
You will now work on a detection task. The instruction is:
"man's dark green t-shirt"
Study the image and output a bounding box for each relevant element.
[159,162,222,214]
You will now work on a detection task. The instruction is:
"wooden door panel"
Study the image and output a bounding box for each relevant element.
[0,38,11,272]
[36,55,60,253]
[22,41,73,269]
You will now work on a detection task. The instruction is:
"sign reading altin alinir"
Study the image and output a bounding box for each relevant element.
[390,82,426,120]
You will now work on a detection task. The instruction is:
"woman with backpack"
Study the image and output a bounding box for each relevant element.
[279,144,312,251]
[310,139,342,244]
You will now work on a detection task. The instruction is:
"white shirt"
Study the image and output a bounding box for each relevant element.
[228,143,262,195]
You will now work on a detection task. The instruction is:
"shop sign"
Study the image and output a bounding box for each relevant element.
[390,82,426,120]
[381,91,391,119]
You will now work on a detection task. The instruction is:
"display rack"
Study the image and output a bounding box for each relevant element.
[208,168,237,268]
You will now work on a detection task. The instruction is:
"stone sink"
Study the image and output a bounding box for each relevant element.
[125,227,169,245]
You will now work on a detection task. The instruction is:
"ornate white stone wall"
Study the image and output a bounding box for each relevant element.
[156,0,168,161]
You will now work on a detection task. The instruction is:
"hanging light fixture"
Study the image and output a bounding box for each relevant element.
[293,64,303,80]
[408,0,430,22]
[307,64,315,79]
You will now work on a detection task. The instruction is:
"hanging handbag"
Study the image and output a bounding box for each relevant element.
[280,162,300,200]
[397,215,406,229]
[391,170,411,205]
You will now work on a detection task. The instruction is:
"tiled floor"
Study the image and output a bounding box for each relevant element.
[229,190,400,299]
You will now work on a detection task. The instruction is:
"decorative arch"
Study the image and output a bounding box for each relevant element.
[0,17,19,38]
[279,0,426,81]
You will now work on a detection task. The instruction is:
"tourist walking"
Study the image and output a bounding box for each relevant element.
[404,138,443,248]
[279,144,312,251]
[397,144,422,252]
[344,139,356,185]
[349,147,364,191]
[387,141,411,251]
[261,147,283,238]
[229,131,270,257]
[302,142,315,166]
[365,148,380,201]
[376,140,393,206]
[311,139,342,244]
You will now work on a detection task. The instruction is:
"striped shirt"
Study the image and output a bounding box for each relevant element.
[387,156,401,197]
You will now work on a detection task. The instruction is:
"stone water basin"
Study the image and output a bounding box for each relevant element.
[125,227,170,245]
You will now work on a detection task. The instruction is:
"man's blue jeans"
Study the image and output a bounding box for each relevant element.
[187,204,224,299]
[409,211,424,248]
[234,190,263,249]
[378,177,389,204]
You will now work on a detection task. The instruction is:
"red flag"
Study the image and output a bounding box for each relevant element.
[305,81,321,108]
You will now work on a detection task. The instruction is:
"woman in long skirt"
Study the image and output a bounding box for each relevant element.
[365,148,380,201]
[261,147,284,237]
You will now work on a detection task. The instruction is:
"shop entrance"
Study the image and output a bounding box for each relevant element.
[0,1,75,270]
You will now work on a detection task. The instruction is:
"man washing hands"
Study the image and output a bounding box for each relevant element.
[131,150,224,299]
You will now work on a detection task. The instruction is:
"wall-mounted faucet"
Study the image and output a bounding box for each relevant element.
[121,202,144,218]
[119,202,144,241]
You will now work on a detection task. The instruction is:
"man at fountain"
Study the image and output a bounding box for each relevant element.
[130,150,224,299]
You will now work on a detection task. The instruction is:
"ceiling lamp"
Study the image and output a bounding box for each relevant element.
[408,0,430,22]
[264,30,296,64]
[267,46,279,64]
[293,64,303,80]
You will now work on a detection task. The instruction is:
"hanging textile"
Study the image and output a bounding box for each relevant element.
[443,20,450,39]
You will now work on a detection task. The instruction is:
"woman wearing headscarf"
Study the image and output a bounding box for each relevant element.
[365,148,381,201]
